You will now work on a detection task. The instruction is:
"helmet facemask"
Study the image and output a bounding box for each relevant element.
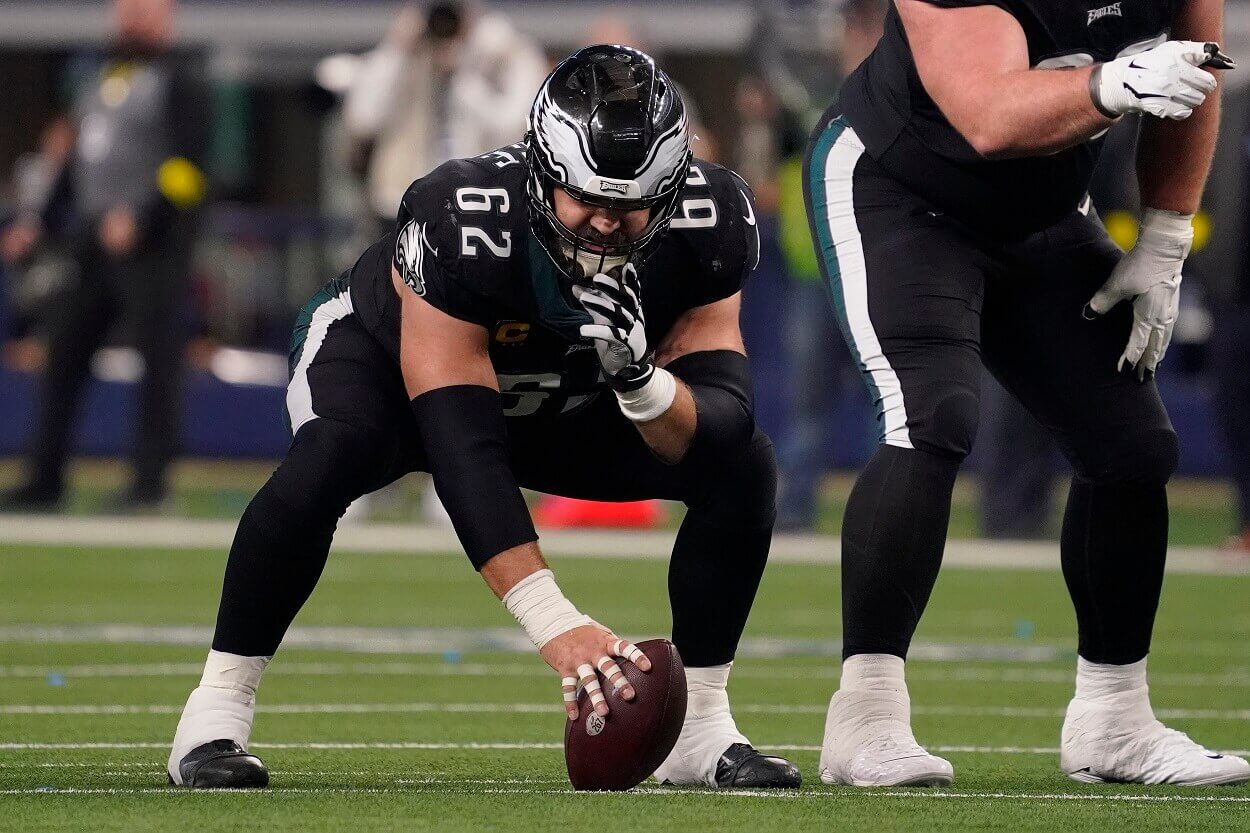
[525,145,689,282]
[524,45,692,283]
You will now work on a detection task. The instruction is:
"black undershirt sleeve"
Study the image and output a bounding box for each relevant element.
[410,385,538,569]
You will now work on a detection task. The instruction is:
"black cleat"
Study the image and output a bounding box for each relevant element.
[715,743,803,789]
[173,740,269,789]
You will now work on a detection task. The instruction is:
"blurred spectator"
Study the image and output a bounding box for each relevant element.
[773,0,884,531]
[0,0,208,512]
[343,0,546,238]
[2,117,75,342]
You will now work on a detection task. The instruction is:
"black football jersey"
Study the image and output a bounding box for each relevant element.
[835,0,1183,238]
[348,143,759,419]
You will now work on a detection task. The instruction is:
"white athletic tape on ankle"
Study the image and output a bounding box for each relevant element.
[501,569,593,649]
[615,367,677,423]
[200,650,272,696]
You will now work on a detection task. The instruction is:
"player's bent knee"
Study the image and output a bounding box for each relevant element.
[909,388,980,462]
[1077,426,1179,487]
[268,418,387,516]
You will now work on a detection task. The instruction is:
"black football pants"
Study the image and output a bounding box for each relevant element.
[212,290,776,669]
[805,117,1177,665]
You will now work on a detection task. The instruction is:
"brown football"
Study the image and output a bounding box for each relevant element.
[563,638,687,791]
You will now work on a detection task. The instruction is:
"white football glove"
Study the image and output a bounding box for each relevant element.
[572,264,655,391]
[1083,209,1192,381]
[1091,40,1219,120]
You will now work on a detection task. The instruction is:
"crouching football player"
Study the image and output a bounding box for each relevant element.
[167,45,799,791]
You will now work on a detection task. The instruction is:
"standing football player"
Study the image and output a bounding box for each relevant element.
[167,46,800,791]
[805,0,1248,786]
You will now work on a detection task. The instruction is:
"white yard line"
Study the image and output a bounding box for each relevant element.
[1,785,1249,802]
[5,661,1250,690]
[1,513,1246,575]
[0,624,1078,663]
[4,701,1250,721]
[4,741,1248,757]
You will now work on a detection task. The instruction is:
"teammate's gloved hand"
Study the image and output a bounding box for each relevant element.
[1083,208,1192,381]
[541,625,652,720]
[572,263,655,391]
[1090,41,1222,121]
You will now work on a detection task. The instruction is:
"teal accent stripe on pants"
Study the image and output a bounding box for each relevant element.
[802,115,912,448]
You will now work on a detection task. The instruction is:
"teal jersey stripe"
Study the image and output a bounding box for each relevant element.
[285,273,351,438]
[289,274,351,378]
[802,115,886,440]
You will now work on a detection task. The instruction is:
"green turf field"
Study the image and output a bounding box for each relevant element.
[1,457,1241,545]
[2,541,1248,831]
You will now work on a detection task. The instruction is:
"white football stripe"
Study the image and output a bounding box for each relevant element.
[1,785,1249,803]
[5,702,1250,721]
[6,661,1250,689]
[4,740,1247,758]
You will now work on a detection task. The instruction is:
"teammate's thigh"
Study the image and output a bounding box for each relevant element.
[809,141,992,458]
[982,213,1176,482]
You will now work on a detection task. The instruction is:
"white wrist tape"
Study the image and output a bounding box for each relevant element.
[502,568,593,649]
[614,366,677,423]
[1137,208,1195,260]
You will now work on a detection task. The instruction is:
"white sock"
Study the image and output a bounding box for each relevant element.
[657,663,746,785]
[1074,656,1148,702]
[685,663,738,722]
[839,654,906,693]
[168,651,271,782]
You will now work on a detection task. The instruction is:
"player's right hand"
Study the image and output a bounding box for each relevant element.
[1091,41,1222,121]
[540,625,652,721]
[573,264,655,392]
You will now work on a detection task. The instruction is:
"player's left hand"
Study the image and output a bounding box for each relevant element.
[1083,209,1192,381]
[573,263,656,391]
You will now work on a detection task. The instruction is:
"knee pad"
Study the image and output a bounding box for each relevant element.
[910,387,979,461]
[1077,426,1179,487]
[268,418,385,517]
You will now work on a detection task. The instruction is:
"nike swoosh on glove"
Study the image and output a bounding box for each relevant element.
[1083,209,1192,381]
[1091,40,1220,120]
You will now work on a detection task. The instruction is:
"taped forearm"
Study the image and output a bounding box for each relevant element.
[410,385,537,568]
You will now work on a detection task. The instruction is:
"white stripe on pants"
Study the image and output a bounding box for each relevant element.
[817,124,912,449]
[286,290,355,435]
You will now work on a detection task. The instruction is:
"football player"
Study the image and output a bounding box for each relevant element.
[167,45,800,791]
[805,0,1247,787]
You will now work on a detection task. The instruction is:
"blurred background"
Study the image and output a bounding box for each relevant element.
[2,0,1250,551]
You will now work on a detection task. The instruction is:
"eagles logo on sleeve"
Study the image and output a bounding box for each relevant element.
[395,218,434,296]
